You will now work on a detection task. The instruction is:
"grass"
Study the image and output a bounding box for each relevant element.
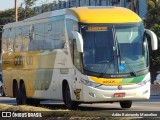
[0,104,158,120]
[0,104,108,117]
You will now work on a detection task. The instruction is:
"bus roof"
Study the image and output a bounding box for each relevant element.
[70,6,142,24]
[3,6,142,29]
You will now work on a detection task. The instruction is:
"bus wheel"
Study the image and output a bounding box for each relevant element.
[63,84,78,110]
[16,83,27,105]
[120,100,132,108]
[20,83,28,105]
[13,82,18,98]
[16,89,22,105]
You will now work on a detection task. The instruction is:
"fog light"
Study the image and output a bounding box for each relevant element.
[143,90,148,95]
[89,93,96,98]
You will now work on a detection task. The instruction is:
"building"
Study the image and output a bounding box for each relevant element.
[33,0,147,19]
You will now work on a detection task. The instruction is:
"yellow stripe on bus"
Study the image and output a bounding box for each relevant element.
[89,76,123,86]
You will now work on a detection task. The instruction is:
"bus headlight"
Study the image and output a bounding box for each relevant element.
[137,78,150,86]
[80,79,101,88]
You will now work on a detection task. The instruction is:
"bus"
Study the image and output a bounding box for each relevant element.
[2,6,158,109]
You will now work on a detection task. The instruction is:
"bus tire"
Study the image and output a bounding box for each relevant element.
[120,100,132,108]
[63,83,78,110]
[16,83,28,105]
[20,83,28,105]
[16,90,22,105]
[13,82,18,98]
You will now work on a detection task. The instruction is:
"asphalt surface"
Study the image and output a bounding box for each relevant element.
[0,96,160,111]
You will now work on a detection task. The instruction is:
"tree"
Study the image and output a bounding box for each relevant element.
[145,0,160,81]
[0,8,36,25]
[0,9,15,25]
[41,3,53,13]
[21,0,37,19]
[146,0,160,28]
[128,0,139,14]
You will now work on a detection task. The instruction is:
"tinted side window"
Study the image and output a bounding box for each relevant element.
[21,25,30,51]
[8,28,15,53]
[2,29,9,53]
[28,23,44,51]
[66,19,78,59]
[15,27,22,52]
[51,19,65,49]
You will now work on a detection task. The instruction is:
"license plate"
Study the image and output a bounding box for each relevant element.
[114,93,125,97]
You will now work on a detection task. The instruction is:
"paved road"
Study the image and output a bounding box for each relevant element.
[0,96,160,112]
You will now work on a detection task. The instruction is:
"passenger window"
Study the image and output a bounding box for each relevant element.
[8,28,14,53]
[2,29,9,53]
[22,25,30,51]
[15,27,22,52]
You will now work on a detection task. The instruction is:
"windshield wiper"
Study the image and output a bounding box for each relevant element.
[112,26,137,76]
[120,57,137,77]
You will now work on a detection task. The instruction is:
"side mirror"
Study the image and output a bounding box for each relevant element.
[72,31,83,52]
[145,29,158,50]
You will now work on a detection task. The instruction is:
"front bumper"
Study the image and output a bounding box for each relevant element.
[81,82,150,102]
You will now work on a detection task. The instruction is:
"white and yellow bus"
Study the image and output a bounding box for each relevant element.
[2,7,158,109]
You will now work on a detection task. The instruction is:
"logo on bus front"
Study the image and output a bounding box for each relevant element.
[118,85,122,90]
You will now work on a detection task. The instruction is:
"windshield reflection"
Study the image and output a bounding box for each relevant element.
[81,23,148,75]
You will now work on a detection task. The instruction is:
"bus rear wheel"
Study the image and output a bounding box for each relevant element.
[16,83,40,106]
[120,100,132,108]
[16,83,27,105]
[13,82,18,98]
[63,83,78,110]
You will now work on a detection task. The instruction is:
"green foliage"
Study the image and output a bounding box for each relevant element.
[151,24,160,39]
[0,9,15,25]
[21,0,37,19]
[0,0,37,25]
[0,7,36,25]
[22,0,37,8]
[151,54,160,65]
[146,0,160,66]
[146,0,160,28]
[18,7,36,20]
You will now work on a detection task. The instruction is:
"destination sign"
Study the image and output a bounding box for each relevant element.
[87,26,108,31]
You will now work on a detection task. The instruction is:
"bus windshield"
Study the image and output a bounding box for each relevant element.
[81,23,148,75]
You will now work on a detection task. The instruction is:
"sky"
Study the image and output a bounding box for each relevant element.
[0,0,54,11]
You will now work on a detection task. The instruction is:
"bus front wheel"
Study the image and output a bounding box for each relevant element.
[63,83,78,110]
[120,100,132,108]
